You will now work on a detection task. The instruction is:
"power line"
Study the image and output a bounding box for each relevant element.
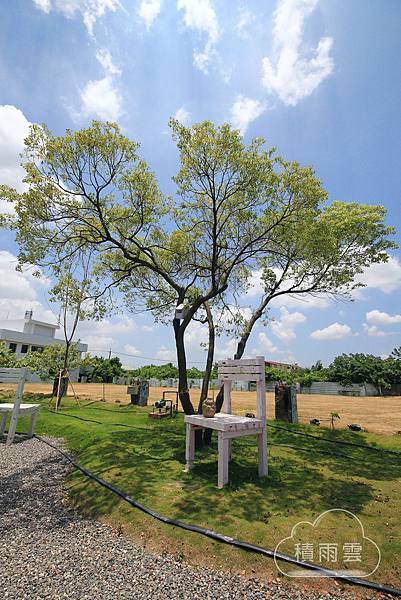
[89,347,206,366]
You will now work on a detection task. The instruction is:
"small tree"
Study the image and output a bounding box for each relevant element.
[20,344,81,381]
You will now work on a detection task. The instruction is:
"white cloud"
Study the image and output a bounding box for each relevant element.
[215,338,238,359]
[310,322,352,341]
[262,0,334,106]
[33,0,51,13]
[366,309,401,326]
[356,256,401,294]
[79,76,122,121]
[0,251,54,322]
[95,48,121,75]
[142,324,155,332]
[362,324,389,338]
[257,332,279,354]
[177,0,219,74]
[174,105,192,125]
[84,334,115,352]
[271,307,306,343]
[271,294,329,310]
[123,343,141,355]
[32,0,121,37]
[236,4,255,40]
[185,319,209,348]
[230,95,266,135]
[138,0,162,30]
[155,345,176,361]
[0,105,31,207]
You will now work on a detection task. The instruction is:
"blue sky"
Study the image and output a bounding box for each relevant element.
[0,0,400,369]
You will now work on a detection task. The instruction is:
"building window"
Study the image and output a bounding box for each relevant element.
[9,343,17,353]
[21,344,29,354]
[31,345,44,353]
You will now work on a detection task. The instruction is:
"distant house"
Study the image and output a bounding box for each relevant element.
[265,360,299,372]
[0,310,88,380]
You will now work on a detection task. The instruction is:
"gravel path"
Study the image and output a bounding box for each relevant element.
[0,436,386,600]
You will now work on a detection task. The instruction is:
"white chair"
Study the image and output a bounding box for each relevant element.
[0,367,40,445]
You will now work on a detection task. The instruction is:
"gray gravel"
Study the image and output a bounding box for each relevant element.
[0,436,386,600]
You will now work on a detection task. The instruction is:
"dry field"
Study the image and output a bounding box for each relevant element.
[2,381,401,435]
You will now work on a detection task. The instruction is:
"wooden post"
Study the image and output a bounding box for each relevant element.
[0,413,6,437]
[258,428,268,477]
[185,423,195,471]
[223,380,232,413]
[28,411,38,438]
[6,367,28,445]
[218,432,229,488]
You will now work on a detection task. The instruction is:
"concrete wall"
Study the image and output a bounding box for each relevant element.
[300,381,380,396]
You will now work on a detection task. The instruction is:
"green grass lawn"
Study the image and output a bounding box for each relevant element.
[3,391,401,591]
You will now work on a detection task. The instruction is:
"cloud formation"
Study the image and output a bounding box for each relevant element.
[174,105,192,125]
[32,0,121,37]
[79,76,122,121]
[356,256,401,294]
[138,0,162,30]
[310,322,352,341]
[0,105,30,203]
[271,307,306,343]
[366,309,401,326]
[177,0,219,74]
[262,0,334,106]
[230,95,265,135]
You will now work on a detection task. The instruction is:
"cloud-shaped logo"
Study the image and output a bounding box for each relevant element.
[274,509,381,578]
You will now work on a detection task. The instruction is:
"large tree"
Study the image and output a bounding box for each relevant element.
[2,119,323,414]
[0,119,395,418]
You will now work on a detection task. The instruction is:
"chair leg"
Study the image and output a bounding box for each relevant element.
[258,428,268,477]
[6,412,18,445]
[185,423,195,471]
[0,413,7,437]
[218,433,229,488]
[28,411,38,438]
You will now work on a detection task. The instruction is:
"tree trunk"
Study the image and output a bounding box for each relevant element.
[173,318,195,415]
[197,301,215,413]
[55,341,70,409]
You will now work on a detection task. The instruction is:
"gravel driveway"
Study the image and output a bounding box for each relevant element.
[0,437,385,599]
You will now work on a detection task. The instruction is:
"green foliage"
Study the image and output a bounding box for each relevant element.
[327,353,401,392]
[0,342,19,367]
[130,363,179,380]
[186,366,205,378]
[81,355,124,383]
[19,344,81,380]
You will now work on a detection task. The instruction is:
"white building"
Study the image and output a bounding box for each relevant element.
[0,310,88,380]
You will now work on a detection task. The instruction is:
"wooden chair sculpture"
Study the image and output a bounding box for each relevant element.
[0,367,40,445]
[184,356,268,488]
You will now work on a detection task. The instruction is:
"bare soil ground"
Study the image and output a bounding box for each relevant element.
[2,381,400,435]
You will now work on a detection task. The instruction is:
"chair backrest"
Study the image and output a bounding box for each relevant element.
[218,357,266,419]
[0,367,28,384]
[218,357,265,382]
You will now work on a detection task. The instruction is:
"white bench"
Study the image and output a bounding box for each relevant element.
[0,367,40,445]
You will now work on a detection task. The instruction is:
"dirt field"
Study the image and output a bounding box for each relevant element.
[2,381,400,435]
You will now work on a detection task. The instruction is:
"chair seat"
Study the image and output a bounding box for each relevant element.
[0,403,40,413]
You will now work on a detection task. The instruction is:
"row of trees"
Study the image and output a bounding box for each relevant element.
[0,118,396,428]
[265,348,401,393]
